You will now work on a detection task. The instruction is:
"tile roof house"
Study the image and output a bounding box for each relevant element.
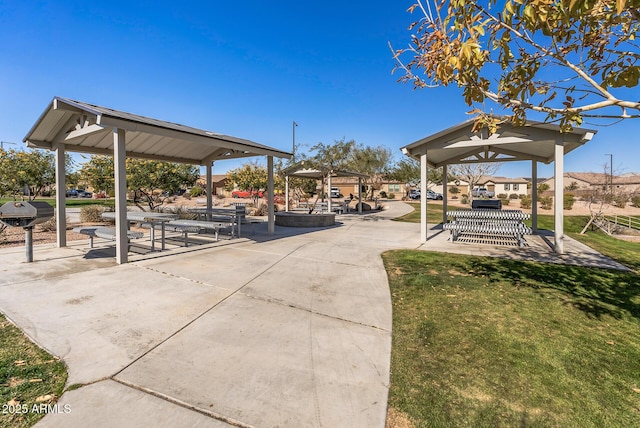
[542,172,640,194]
[477,176,530,197]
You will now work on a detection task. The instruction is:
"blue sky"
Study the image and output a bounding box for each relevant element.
[1,0,638,179]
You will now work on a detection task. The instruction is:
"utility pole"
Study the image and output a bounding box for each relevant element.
[605,153,613,193]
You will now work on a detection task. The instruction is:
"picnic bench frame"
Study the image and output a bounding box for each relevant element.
[443,209,532,247]
[73,227,144,249]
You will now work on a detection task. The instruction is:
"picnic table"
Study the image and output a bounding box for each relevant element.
[188,206,246,237]
[102,211,178,250]
[443,209,532,247]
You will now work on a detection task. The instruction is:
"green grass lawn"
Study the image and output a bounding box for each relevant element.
[0,197,113,208]
[384,250,640,427]
[385,203,640,427]
[0,314,67,428]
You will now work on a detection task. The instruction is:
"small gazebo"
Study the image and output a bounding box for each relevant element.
[401,118,597,254]
[281,161,368,213]
[23,97,292,264]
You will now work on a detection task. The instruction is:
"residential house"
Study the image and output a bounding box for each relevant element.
[482,176,530,198]
[196,174,231,197]
[330,177,407,199]
[432,180,470,197]
[541,172,640,194]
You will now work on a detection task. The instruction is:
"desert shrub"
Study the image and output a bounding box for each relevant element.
[563,194,575,210]
[449,186,460,195]
[183,192,192,200]
[255,203,277,216]
[612,193,629,208]
[461,196,468,204]
[497,193,507,199]
[189,186,204,197]
[537,183,550,194]
[388,193,395,199]
[520,196,532,209]
[509,193,519,199]
[500,198,510,206]
[38,215,57,232]
[379,191,388,198]
[540,196,553,210]
[80,205,107,223]
[631,194,640,208]
[172,206,198,220]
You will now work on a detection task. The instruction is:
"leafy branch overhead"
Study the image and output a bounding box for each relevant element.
[391,0,640,131]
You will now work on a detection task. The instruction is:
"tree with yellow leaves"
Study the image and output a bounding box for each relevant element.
[391,0,640,132]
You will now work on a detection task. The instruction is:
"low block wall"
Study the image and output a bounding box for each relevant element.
[275,212,336,227]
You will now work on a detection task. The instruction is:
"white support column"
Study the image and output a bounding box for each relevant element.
[327,174,333,213]
[554,138,564,254]
[285,175,290,211]
[206,162,213,210]
[54,143,66,247]
[531,161,538,233]
[442,164,448,225]
[358,178,362,213]
[420,152,428,243]
[114,128,128,264]
[267,156,275,235]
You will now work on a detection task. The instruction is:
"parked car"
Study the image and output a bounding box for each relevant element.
[471,187,495,198]
[425,190,443,200]
[330,187,341,198]
[65,189,79,197]
[77,190,92,198]
[232,190,264,198]
[408,189,421,200]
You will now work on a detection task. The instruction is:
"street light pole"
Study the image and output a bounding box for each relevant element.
[0,141,17,149]
[292,121,298,162]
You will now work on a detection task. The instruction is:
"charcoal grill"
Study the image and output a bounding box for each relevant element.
[471,199,502,210]
[0,201,55,262]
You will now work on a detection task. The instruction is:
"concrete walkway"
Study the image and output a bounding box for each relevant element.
[0,201,627,427]
[0,201,419,427]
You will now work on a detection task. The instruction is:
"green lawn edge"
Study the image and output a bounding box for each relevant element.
[386,204,640,427]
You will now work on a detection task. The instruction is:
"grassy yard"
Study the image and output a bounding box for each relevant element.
[0,314,67,428]
[384,250,640,427]
[0,197,113,208]
[386,204,640,427]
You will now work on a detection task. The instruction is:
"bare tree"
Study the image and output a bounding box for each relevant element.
[449,162,501,198]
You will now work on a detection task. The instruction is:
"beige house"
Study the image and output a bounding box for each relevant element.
[196,174,230,197]
[431,176,530,198]
[478,176,530,198]
[541,172,640,194]
[432,180,469,196]
[330,177,407,199]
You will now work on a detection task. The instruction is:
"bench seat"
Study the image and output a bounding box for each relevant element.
[73,227,144,248]
[443,218,532,247]
[166,219,234,244]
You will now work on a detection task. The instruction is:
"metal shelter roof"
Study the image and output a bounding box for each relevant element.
[282,161,368,180]
[401,117,596,168]
[24,97,292,164]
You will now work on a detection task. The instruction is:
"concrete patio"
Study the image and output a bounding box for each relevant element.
[0,201,628,427]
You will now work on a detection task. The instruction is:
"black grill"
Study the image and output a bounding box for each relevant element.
[471,199,502,210]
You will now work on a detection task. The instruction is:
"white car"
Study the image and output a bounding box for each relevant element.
[425,190,443,200]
